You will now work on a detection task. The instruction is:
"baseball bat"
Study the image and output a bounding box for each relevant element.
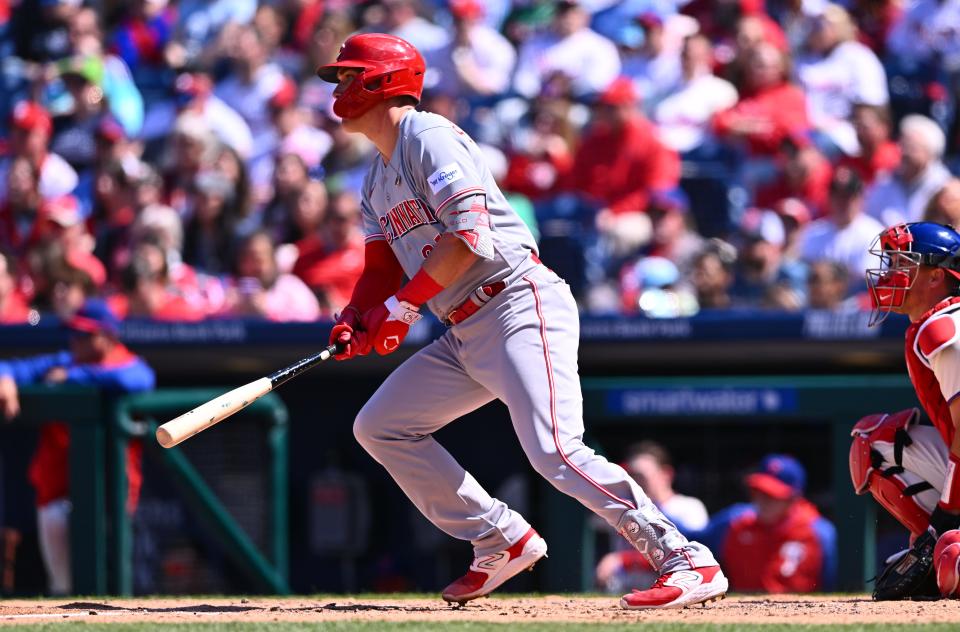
[156,343,341,448]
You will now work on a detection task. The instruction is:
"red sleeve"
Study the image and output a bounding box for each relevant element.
[608,130,679,214]
[346,240,404,312]
[768,86,810,151]
[712,106,738,139]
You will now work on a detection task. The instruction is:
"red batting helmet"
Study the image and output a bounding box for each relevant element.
[316,33,425,120]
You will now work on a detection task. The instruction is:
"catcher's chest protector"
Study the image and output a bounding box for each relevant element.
[905,296,960,447]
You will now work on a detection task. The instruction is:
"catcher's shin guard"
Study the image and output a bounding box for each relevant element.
[850,409,933,536]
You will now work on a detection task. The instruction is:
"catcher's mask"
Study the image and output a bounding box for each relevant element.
[866,222,960,326]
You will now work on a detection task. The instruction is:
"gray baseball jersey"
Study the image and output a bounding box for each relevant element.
[360,110,539,318]
[352,109,719,577]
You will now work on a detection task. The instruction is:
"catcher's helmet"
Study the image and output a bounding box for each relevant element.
[316,33,425,120]
[866,222,960,325]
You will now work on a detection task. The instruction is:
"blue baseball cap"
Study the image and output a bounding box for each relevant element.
[746,454,805,499]
[66,299,120,337]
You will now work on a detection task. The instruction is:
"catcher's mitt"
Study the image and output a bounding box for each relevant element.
[873,531,940,600]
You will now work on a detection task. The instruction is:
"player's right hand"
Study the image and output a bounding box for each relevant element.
[330,307,370,360]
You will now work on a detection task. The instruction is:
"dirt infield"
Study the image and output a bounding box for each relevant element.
[1,595,960,626]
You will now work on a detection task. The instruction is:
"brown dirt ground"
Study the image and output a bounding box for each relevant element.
[1,595,960,625]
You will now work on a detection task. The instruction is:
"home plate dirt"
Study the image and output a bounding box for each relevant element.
[1,595,960,625]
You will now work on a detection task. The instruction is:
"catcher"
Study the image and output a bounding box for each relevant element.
[854,221,960,599]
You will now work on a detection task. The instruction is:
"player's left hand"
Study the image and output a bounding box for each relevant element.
[362,296,422,355]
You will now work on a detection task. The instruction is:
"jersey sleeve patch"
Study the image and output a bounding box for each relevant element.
[427,163,464,194]
[918,315,959,360]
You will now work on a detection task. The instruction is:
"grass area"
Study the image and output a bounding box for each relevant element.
[3,624,958,631]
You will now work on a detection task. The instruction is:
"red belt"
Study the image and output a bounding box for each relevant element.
[444,253,543,326]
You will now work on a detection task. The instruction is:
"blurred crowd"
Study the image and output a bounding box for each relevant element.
[0,0,958,322]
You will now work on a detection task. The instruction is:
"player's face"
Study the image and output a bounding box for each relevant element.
[334,68,363,131]
[334,68,359,97]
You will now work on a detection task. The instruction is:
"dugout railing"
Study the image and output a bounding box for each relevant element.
[6,386,290,595]
[539,375,917,593]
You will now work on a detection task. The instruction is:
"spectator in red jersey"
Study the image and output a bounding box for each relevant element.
[568,76,680,256]
[502,97,576,202]
[689,455,837,593]
[220,230,320,322]
[0,102,77,202]
[713,42,809,157]
[755,134,833,218]
[293,190,365,316]
[35,195,106,289]
[837,104,900,186]
[115,241,206,322]
[0,251,30,324]
[130,203,226,315]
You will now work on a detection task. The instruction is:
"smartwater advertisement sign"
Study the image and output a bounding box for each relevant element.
[607,387,798,416]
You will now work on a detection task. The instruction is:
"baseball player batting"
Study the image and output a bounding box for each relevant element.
[317,33,727,609]
[853,222,960,600]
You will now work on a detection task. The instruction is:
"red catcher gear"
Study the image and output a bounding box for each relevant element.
[850,408,933,537]
[316,33,425,120]
[906,297,960,447]
[935,529,960,597]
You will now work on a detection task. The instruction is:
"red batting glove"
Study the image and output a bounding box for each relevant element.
[329,307,370,360]
[361,296,422,355]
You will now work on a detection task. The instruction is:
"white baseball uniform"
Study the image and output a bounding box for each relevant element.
[352,110,719,572]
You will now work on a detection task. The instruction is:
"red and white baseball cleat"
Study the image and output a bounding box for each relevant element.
[442,528,548,605]
[620,565,729,610]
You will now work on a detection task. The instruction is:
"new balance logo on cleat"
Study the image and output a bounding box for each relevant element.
[442,528,548,605]
[620,565,729,610]
[476,553,506,570]
[663,570,704,590]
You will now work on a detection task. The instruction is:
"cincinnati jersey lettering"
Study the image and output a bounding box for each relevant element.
[378,198,438,244]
